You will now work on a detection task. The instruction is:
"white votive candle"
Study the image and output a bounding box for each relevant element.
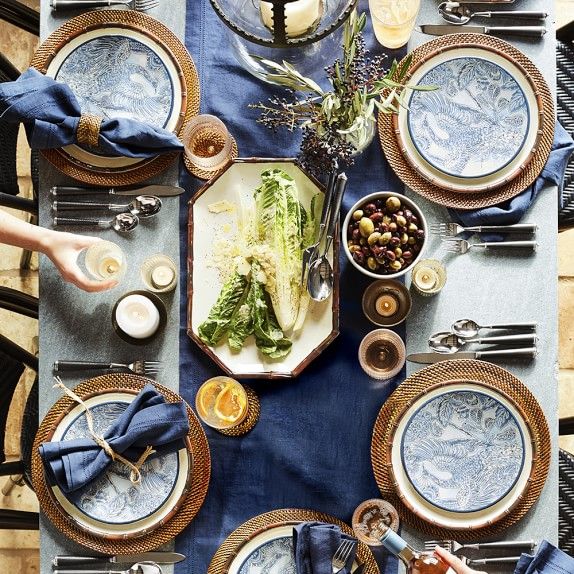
[151,265,175,289]
[413,266,438,291]
[260,0,322,37]
[115,294,160,339]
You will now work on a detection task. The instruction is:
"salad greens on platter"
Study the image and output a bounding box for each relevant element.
[198,168,322,359]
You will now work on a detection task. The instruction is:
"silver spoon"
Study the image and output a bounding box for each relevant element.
[452,319,538,339]
[307,172,347,302]
[53,561,162,574]
[53,212,139,234]
[438,2,548,25]
[52,195,162,218]
[428,331,538,354]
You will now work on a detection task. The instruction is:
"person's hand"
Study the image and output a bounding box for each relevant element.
[434,545,488,574]
[41,232,118,292]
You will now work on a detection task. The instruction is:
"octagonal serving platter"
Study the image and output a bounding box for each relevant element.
[187,159,339,379]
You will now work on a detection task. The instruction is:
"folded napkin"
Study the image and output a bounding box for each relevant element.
[449,122,574,241]
[39,383,189,494]
[293,522,357,574]
[0,68,184,157]
[514,540,574,574]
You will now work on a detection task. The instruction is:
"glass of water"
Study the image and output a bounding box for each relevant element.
[369,0,420,49]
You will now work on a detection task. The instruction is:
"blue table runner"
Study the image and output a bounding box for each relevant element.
[177,2,405,572]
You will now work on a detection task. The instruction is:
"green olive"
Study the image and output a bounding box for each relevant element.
[408,236,416,245]
[386,196,401,212]
[359,217,375,238]
[368,232,382,246]
[400,233,409,245]
[408,222,418,233]
[349,244,362,253]
[390,260,402,271]
[396,215,407,227]
[394,247,403,258]
[382,215,392,225]
[352,209,364,221]
[367,257,378,271]
[379,231,392,245]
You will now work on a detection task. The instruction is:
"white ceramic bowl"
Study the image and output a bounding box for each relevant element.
[342,191,428,280]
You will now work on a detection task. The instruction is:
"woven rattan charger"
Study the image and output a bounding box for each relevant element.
[30,10,200,187]
[371,360,550,540]
[378,33,554,210]
[208,508,380,574]
[32,374,211,554]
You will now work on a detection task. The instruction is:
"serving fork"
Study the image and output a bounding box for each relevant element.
[431,222,537,237]
[53,360,162,377]
[50,0,159,12]
[424,539,536,554]
[331,539,356,574]
[442,239,537,254]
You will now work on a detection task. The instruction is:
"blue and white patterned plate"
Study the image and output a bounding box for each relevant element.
[49,391,191,538]
[45,25,184,170]
[389,381,534,529]
[401,389,525,513]
[396,47,542,194]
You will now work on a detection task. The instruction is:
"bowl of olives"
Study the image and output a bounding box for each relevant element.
[343,191,428,279]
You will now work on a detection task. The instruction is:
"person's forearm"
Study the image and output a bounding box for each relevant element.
[0,209,55,254]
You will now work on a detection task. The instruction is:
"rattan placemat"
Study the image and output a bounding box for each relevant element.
[32,374,211,553]
[378,34,555,210]
[371,360,550,540]
[31,10,200,187]
[207,508,380,574]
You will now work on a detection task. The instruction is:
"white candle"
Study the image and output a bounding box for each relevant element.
[260,0,322,37]
[413,266,438,291]
[151,265,175,289]
[115,294,160,339]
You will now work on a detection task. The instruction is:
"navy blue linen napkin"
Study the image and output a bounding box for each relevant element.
[0,68,184,157]
[514,540,574,574]
[294,522,357,574]
[39,384,189,494]
[448,122,574,241]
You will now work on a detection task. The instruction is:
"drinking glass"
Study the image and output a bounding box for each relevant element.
[368,0,420,49]
[182,114,234,172]
[195,376,249,430]
[83,240,126,283]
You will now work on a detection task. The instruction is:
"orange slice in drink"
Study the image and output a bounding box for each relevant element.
[198,380,223,417]
[214,385,247,424]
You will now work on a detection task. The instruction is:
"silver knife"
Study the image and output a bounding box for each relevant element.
[50,185,185,198]
[53,552,186,566]
[418,24,546,37]
[407,348,538,364]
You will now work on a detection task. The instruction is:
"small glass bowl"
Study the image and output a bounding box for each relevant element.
[362,279,412,327]
[182,114,233,172]
[140,254,178,293]
[352,498,400,546]
[358,329,406,380]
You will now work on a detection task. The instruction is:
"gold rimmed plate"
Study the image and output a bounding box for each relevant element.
[371,360,550,539]
[379,34,554,210]
[31,10,200,186]
[207,509,379,574]
[31,375,211,554]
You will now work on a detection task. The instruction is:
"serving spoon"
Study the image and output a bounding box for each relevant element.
[307,172,347,302]
[428,331,538,354]
[52,195,162,218]
[53,212,140,234]
[451,319,538,339]
[438,2,547,25]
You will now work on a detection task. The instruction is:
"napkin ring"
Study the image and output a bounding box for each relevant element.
[77,114,102,148]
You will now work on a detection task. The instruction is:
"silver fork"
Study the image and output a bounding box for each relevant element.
[51,0,159,12]
[430,222,537,237]
[424,539,536,554]
[53,360,162,377]
[442,239,537,254]
[331,539,356,574]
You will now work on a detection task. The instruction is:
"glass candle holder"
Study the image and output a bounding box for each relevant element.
[182,114,234,172]
[352,499,400,546]
[410,259,447,297]
[195,376,249,430]
[141,254,178,293]
[362,279,412,327]
[368,0,420,49]
[259,0,323,38]
[82,240,126,283]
